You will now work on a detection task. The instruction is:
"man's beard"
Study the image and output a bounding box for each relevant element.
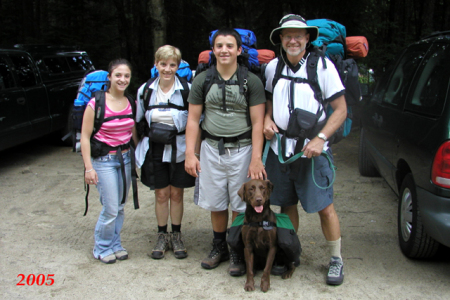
[284,44,306,56]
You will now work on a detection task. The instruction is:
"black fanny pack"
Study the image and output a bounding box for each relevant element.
[285,107,323,140]
[148,123,178,144]
[90,138,130,158]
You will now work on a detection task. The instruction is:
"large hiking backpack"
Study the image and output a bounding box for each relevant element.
[306,18,362,107]
[71,70,109,152]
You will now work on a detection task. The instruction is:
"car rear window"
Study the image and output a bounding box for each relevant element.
[405,41,450,117]
[35,53,94,82]
[380,43,430,106]
[66,55,94,72]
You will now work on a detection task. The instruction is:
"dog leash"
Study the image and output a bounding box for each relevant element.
[262,132,336,189]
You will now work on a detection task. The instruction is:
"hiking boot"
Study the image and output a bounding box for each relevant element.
[228,249,246,276]
[271,263,287,276]
[326,256,344,285]
[201,239,229,269]
[114,250,128,260]
[171,232,188,259]
[150,232,171,259]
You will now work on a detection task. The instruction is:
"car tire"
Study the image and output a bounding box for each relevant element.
[397,174,439,259]
[358,128,379,177]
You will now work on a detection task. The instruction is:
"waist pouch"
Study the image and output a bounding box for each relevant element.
[90,138,128,158]
[148,123,178,144]
[285,107,321,140]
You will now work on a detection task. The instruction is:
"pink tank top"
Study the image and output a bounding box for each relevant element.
[88,99,134,147]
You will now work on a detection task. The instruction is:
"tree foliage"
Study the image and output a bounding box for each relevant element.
[1,0,448,92]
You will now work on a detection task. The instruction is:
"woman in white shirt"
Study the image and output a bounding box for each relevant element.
[135,45,195,260]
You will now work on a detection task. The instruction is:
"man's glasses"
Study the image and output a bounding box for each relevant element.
[281,34,307,42]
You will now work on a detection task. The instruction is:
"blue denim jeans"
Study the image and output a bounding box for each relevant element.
[92,151,131,259]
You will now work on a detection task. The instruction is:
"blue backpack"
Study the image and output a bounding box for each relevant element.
[195,28,261,75]
[69,70,109,151]
[209,28,260,69]
[74,70,109,108]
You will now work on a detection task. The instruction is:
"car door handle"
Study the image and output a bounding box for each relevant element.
[17,97,26,105]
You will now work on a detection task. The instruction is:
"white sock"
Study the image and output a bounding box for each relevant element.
[326,237,342,260]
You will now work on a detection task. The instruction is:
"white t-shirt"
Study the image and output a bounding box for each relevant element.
[265,53,345,155]
[151,84,176,125]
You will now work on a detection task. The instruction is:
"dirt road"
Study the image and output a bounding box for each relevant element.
[1,132,449,299]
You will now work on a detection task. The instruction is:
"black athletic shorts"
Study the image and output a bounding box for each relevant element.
[151,142,195,190]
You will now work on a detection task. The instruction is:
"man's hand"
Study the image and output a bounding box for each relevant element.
[263,117,278,140]
[248,158,267,179]
[302,137,325,159]
[185,154,200,178]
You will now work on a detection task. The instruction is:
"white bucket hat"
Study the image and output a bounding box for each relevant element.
[270,14,319,45]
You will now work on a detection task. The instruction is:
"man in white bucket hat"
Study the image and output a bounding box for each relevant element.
[263,14,347,285]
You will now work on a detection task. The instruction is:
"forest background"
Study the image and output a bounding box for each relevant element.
[1,0,449,93]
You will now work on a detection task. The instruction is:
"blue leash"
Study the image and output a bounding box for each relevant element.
[262,133,336,190]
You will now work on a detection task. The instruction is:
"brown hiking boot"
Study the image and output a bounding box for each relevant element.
[228,249,246,276]
[150,232,171,259]
[171,231,188,259]
[201,239,229,269]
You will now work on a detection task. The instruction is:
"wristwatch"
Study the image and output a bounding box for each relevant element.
[317,132,327,141]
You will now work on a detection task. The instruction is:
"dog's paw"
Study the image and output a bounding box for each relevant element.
[260,280,270,292]
[244,282,255,292]
[281,269,295,279]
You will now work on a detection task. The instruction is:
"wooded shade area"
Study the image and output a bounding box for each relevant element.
[1,0,449,91]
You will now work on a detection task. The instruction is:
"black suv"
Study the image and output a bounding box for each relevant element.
[358,31,450,258]
[0,45,94,151]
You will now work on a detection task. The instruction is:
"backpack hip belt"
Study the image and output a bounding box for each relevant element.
[202,129,252,156]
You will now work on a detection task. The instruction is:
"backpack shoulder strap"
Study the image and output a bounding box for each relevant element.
[202,65,217,100]
[93,91,106,136]
[237,65,251,126]
[142,77,158,109]
[176,74,190,110]
[126,94,136,117]
[306,51,324,104]
[272,57,285,91]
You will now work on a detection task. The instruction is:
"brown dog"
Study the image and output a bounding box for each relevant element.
[238,179,295,292]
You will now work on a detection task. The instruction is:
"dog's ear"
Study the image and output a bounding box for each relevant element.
[237,182,246,201]
[265,180,274,197]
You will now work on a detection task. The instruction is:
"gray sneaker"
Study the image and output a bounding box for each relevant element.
[150,232,171,259]
[171,232,188,259]
[326,256,344,285]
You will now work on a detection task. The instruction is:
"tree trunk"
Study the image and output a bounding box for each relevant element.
[150,0,166,54]
[421,0,435,37]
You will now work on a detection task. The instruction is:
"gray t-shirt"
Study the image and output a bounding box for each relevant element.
[188,66,265,148]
